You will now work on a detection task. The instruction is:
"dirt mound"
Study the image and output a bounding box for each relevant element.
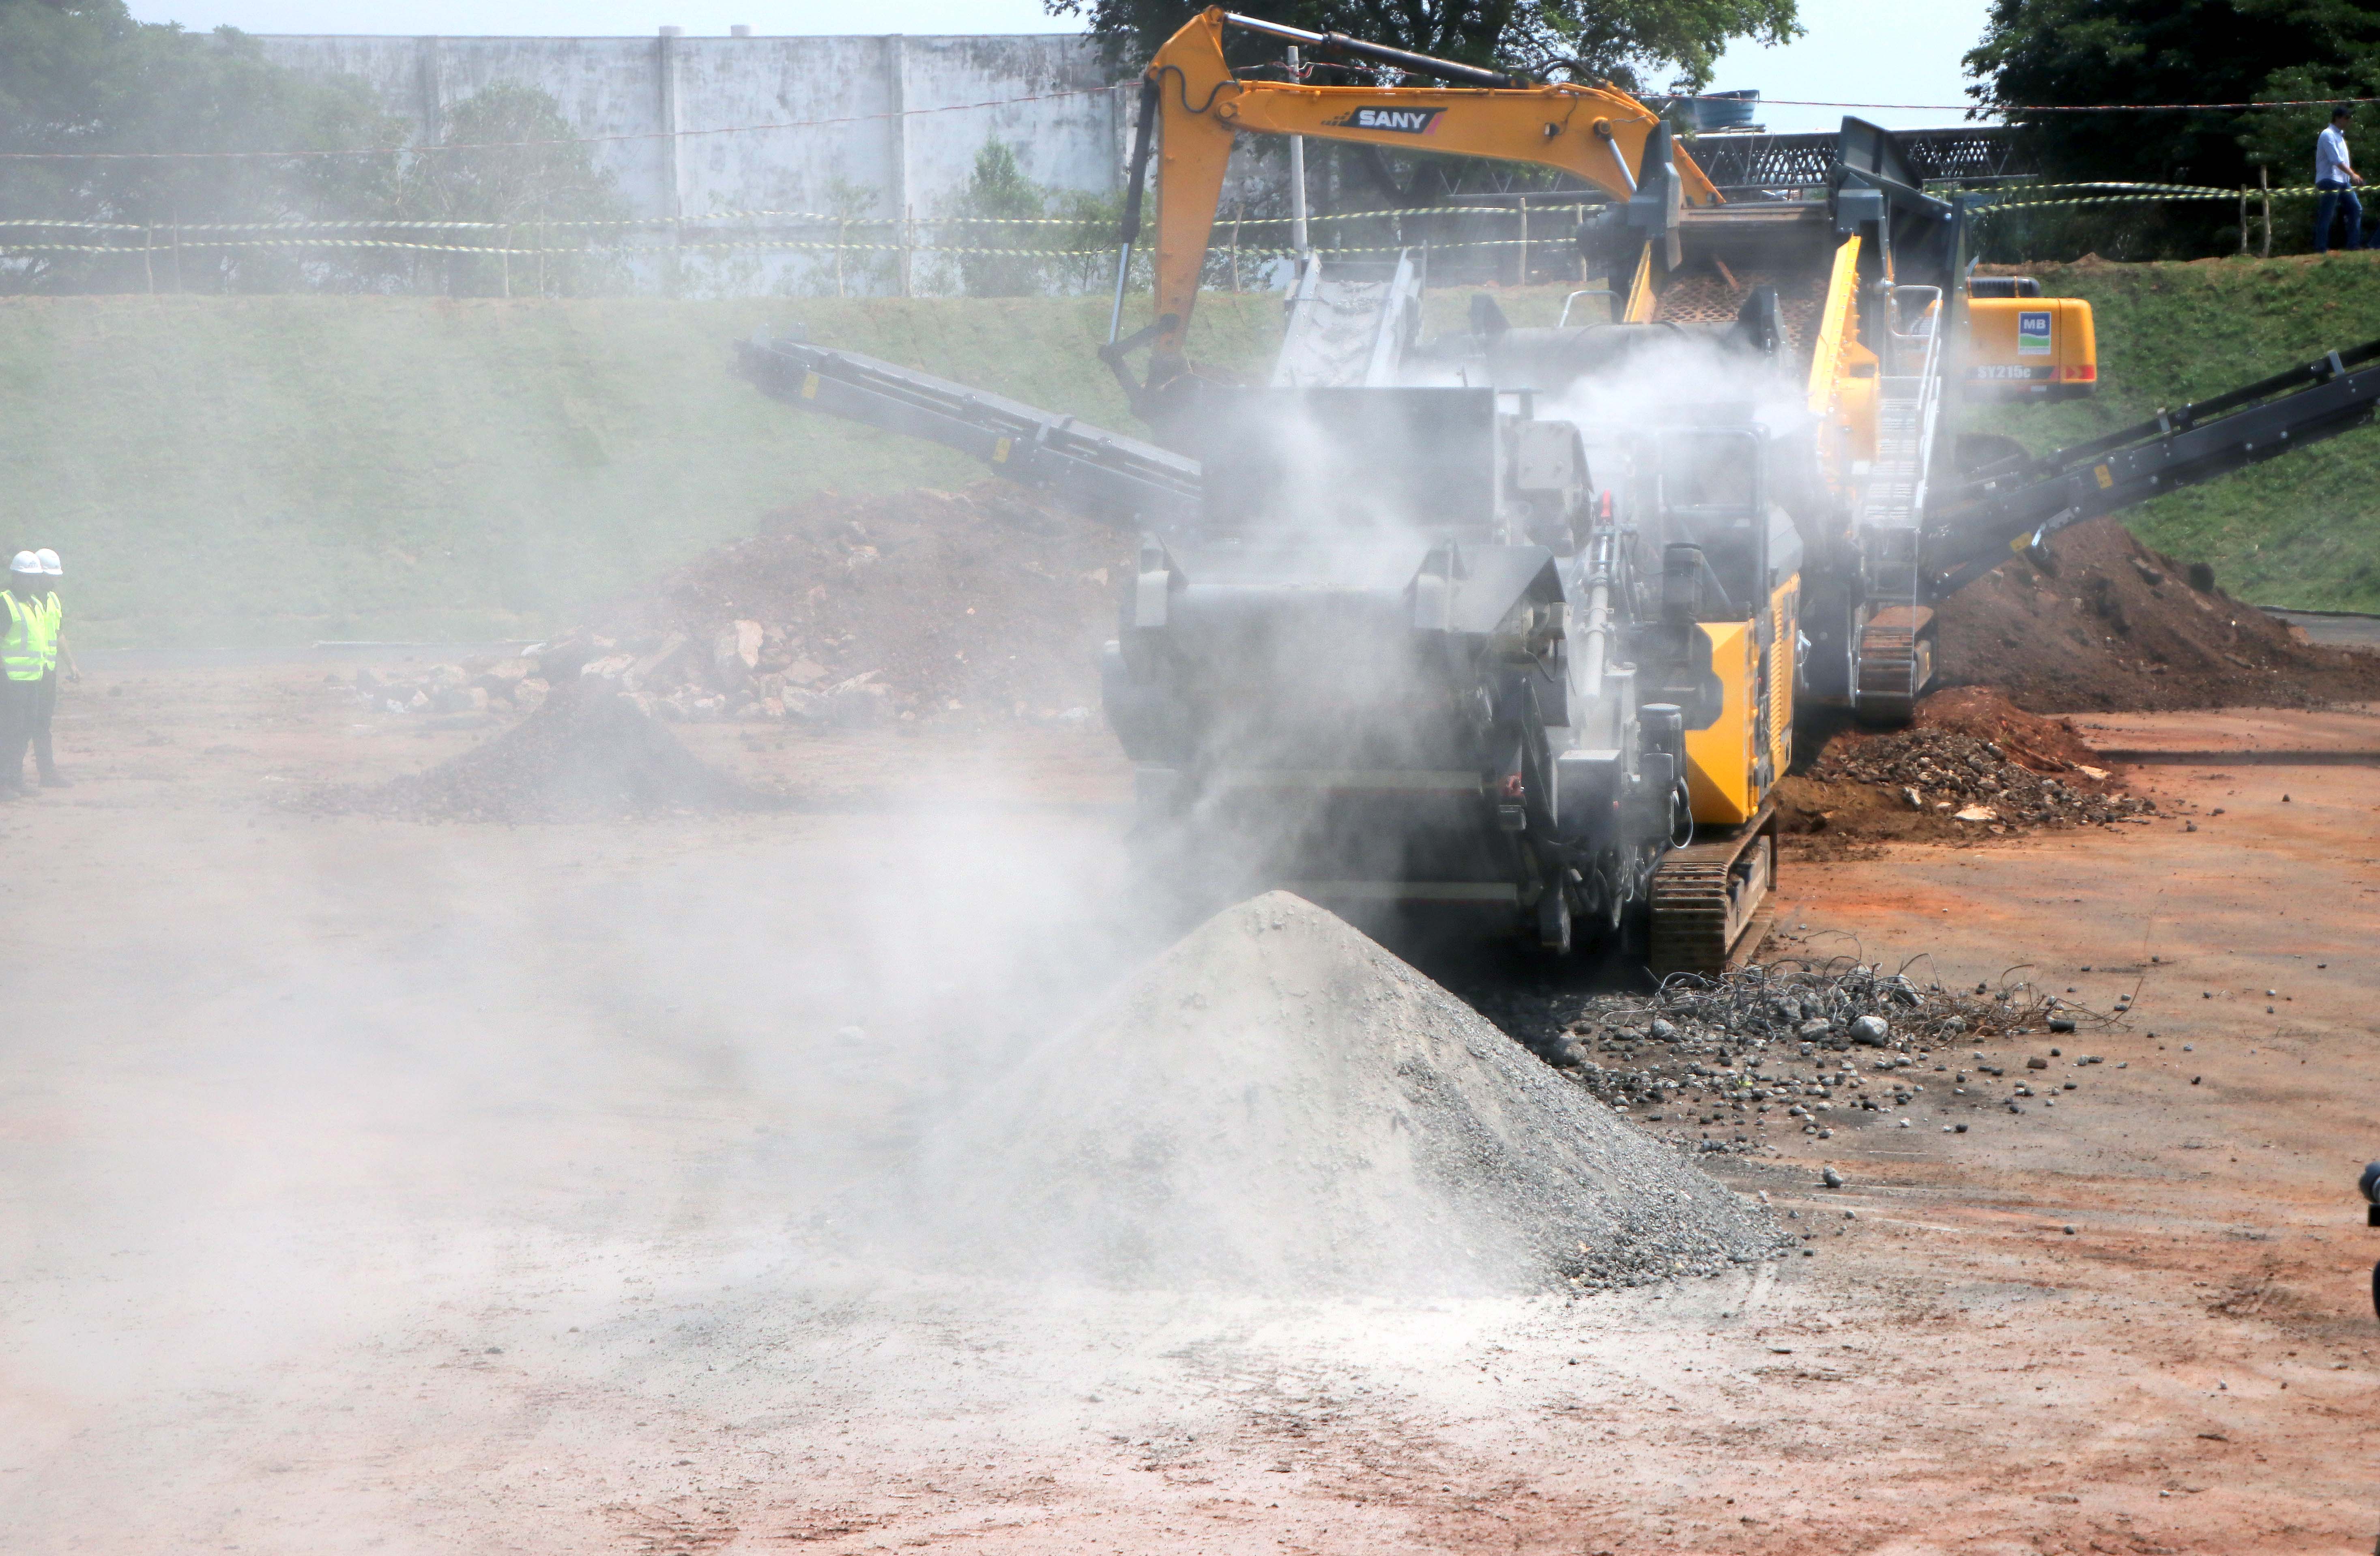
[1807,725,2152,833]
[917,892,1788,1295]
[1781,687,2146,849]
[312,678,756,822]
[593,482,1132,725]
[1911,685,2106,770]
[1933,515,2380,712]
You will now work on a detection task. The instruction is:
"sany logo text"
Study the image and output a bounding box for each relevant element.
[1324,106,1448,135]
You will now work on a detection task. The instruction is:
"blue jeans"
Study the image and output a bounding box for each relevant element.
[2316,180,2365,251]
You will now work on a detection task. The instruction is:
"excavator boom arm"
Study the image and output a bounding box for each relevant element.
[1135,8,1718,373]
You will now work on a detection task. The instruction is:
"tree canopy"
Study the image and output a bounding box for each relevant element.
[1968,0,2380,189]
[0,0,405,290]
[1045,0,1800,99]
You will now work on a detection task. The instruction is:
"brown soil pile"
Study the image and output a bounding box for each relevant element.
[309,677,757,822]
[1910,685,2107,770]
[1933,515,2380,712]
[1808,726,2153,831]
[597,483,1132,726]
[1779,687,2147,852]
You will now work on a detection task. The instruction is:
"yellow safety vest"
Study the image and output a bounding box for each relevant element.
[32,592,58,674]
[0,594,41,682]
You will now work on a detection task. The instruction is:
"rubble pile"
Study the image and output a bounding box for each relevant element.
[1810,726,2154,831]
[915,893,1790,1294]
[1488,960,2122,1153]
[334,657,546,721]
[588,482,1129,727]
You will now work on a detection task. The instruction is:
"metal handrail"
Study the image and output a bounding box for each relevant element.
[1558,287,1615,326]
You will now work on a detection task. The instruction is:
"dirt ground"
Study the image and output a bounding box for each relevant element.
[4,665,2379,1554]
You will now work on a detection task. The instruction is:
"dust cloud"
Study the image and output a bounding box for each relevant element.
[0,717,1778,1552]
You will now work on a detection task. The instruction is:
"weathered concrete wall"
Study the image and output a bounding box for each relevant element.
[255,32,1126,296]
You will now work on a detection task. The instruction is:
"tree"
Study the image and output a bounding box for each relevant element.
[1047,0,1799,101]
[1965,0,2380,257]
[0,0,406,293]
[397,82,625,297]
[950,139,1051,298]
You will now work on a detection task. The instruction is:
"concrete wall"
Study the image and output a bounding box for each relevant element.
[254,32,1126,296]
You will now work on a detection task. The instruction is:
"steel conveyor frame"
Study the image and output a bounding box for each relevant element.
[1929,338,2380,594]
[736,331,1203,530]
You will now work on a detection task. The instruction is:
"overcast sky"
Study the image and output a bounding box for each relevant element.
[125,0,1994,132]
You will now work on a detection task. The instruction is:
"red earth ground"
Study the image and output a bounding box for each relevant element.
[1,665,2375,1554]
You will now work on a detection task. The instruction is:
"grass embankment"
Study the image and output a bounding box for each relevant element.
[1975,255,2380,611]
[0,292,1280,648]
[7,263,2375,647]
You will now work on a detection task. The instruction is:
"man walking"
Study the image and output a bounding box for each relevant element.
[0,553,47,797]
[2316,106,2367,253]
[26,549,72,787]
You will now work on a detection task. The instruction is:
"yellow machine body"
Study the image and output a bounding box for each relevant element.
[1681,572,1796,828]
[1965,294,2098,400]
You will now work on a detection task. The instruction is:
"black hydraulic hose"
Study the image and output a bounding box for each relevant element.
[1119,80,1160,247]
[1109,80,1161,347]
[1221,12,1527,89]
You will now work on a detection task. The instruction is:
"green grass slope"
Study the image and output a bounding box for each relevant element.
[0,292,1280,648]
[10,264,2371,646]
[1971,255,2380,611]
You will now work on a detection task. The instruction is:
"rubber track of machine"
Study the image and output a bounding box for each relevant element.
[1647,803,1779,980]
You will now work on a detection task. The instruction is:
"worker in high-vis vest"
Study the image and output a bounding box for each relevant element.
[25,548,72,788]
[0,552,46,797]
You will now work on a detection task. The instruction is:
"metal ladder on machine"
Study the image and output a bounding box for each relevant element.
[1850,283,1947,724]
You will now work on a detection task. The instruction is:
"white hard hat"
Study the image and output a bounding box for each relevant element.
[8,552,37,576]
[34,549,59,577]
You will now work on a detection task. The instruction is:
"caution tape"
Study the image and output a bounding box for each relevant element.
[0,202,1605,236]
[0,233,1565,260]
[1976,186,2322,215]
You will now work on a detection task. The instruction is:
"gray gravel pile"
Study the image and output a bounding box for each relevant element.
[919,892,1789,1295]
[1480,959,2123,1151]
[1811,728,2154,828]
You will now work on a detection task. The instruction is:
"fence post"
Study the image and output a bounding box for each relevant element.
[501,223,513,298]
[900,204,914,297]
[1518,196,1529,287]
[2239,189,2248,256]
[2261,165,2272,259]
[143,225,155,294]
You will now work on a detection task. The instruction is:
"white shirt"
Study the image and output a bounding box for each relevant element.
[2318,124,2354,184]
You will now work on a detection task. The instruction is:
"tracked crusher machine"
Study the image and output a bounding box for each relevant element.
[739,9,2380,975]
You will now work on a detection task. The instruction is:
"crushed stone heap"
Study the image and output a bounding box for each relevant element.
[920,892,1789,1296]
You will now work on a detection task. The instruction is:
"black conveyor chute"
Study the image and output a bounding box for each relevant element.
[736,331,1203,531]
[1927,337,2380,595]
